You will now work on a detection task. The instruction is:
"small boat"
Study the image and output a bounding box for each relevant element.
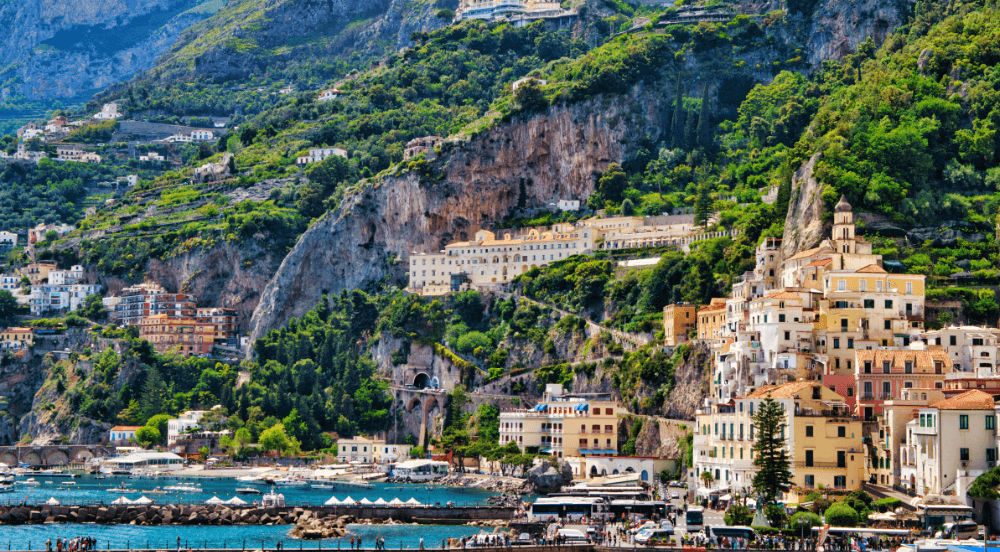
[236,487,263,494]
[0,484,14,493]
[107,484,132,493]
[236,475,262,482]
[18,478,40,487]
[61,481,77,486]
[163,484,202,493]
[311,482,335,489]
[261,489,285,507]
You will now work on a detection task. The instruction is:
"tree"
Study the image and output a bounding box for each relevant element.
[0,290,18,322]
[198,446,211,459]
[260,423,291,454]
[76,293,107,321]
[790,511,822,533]
[694,182,711,226]
[515,80,548,113]
[725,504,753,525]
[135,426,160,448]
[597,163,628,203]
[824,502,859,526]
[751,396,792,507]
[144,414,172,445]
[409,445,426,458]
[700,470,715,487]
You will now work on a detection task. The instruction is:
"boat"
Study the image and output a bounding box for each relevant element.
[311,482,335,489]
[107,484,132,493]
[332,479,373,489]
[274,477,307,487]
[236,475,262,483]
[236,487,263,494]
[163,484,202,493]
[261,489,285,508]
[0,484,14,493]
[18,478,40,487]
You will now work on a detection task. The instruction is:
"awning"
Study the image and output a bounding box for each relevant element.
[534,404,548,412]
[575,403,590,411]
[720,494,732,501]
[578,449,617,455]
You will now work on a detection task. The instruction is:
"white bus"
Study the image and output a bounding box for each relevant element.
[529,496,607,522]
[685,505,705,533]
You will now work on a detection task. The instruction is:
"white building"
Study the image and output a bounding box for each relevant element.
[109,426,140,444]
[103,451,185,472]
[0,275,20,292]
[318,89,342,102]
[556,199,580,211]
[28,283,101,315]
[167,410,208,446]
[908,389,996,497]
[139,152,164,162]
[296,147,348,165]
[390,459,449,481]
[0,231,17,250]
[922,326,1000,376]
[190,130,214,141]
[48,265,85,285]
[94,102,121,120]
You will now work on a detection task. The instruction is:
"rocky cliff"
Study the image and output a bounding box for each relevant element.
[0,0,216,101]
[780,153,827,259]
[738,0,915,66]
[247,87,675,342]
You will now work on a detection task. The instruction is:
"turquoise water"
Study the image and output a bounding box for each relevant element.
[1,475,494,506]
[0,522,493,549]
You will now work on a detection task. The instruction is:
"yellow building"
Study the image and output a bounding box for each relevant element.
[693,381,864,495]
[0,327,33,350]
[663,303,697,346]
[500,385,618,458]
[697,298,728,341]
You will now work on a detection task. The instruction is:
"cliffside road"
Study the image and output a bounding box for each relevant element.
[513,295,654,352]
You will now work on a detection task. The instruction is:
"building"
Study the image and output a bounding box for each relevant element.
[0,275,20,292]
[111,283,196,326]
[48,265,84,285]
[296,147,348,165]
[103,451,185,472]
[27,223,73,246]
[0,231,16,250]
[318,89,342,102]
[390,459,449,481]
[922,326,1000,376]
[663,303,697,346]
[195,307,237,346]
[455,0,574,24]
[697,298,727,341]
[874,387,945,488]
[907,390,997,497]
[499,385,619,458]
[94,102,121,120]
[139,315,215,356]
[29,283,101,315]
[139,152,164,162]
[20,261,56,284]
[564,456,673,481]
[109,426,141,445]
[854,347,951,421]
[337,436,381,464]
[557,199,580,211]
[694,381,864,496]
[167,410,210,446]
[190,130,214,141]
[0,327,33,350]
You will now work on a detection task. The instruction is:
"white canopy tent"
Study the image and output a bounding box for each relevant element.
[132,496,154,505]
[325,496,342,505]
[111,496,133,505]
[359,497,374,505]
[45,497,60,506]
[374,497,387,505]
[205,496,225,505]
[224,496,247,506]
[341,496,357,505]
[388,497,404,505]
[405,498,421,506]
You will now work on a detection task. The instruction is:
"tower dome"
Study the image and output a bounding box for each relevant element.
[834,195,852,213]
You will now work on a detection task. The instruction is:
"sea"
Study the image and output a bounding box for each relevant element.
[0,474,502,549]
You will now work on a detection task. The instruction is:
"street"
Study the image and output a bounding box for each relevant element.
[666,495,724,536]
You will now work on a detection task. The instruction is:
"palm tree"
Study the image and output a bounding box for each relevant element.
[700,470,715,488]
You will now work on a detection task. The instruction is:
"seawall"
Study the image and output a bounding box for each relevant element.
[0,503,516,525]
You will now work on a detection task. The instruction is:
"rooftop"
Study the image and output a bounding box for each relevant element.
[930,389,995,411]
[744,381,818,399]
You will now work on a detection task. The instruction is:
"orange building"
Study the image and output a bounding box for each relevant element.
[139,314,215,356]
[663,303,697,346]
[854,348,951,421]
[195,307,237,346]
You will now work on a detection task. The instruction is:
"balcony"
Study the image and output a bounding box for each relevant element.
[794,461,847,469]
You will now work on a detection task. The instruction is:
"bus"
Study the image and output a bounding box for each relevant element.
[685,505,705,533]
[529,496,607,522]
[708,526,758,542]
[609,499,668,520]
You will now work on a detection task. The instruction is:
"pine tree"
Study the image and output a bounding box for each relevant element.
[694,182,711,227]
[752,396,793,507]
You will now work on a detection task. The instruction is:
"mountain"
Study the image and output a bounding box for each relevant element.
[0,0,222,129]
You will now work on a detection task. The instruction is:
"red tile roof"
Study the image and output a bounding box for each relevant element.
[930,389,995,410]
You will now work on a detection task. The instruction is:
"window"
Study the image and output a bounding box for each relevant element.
[804,475,815,487]
[785,331,791,340]
[988,415,996,430]
[779,314,786,322]
[960,448,970,462]
[841,318,849,330]
[847,338,854,349]
[884,320,891,330]
[960,414,969,430]
[906,282,913,295]
[805,425,813,437]
[885,300,893,309]
[883,361,891,374]
[833,338,840,349]
[989,449,997,463]
[834,475,846,489]
[838,426,846,438]
[950,335,957,346]
[837,450,846,468]
[838,280,846,291]
[864,299,875,308]
[805,450,814,467]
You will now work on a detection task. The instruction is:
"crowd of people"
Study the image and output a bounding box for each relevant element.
[45,537,96,552]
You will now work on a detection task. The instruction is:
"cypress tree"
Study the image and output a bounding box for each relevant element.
[752,396,793,506]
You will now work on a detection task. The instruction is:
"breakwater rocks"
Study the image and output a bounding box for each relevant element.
[0,504,516,526]
[289,511,350,539]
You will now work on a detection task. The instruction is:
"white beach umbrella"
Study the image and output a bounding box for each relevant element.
[325,496,342,505]
[224,496,247,506]
[341,496,357,505]
[45,497,60,505]
[111,496,133,505]
[132,496,154,505]
[205,496,225,505]
[405,498,421,506]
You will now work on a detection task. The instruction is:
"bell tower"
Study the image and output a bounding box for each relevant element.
[832,195,855,253]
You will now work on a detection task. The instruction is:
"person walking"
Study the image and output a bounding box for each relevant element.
[420,537,425,550]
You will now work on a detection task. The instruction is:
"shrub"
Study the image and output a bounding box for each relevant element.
[873,497,901,512]
[790,511,821,531]
[725,504,753,526]
[824,502,859,527]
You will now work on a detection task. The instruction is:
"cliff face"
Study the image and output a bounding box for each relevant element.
[248,87,675,342]
[738,0,914,66]
[780,153,827,259]
[0,0,214,101]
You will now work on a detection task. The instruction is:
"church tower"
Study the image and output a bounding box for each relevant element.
[832,195,855,253]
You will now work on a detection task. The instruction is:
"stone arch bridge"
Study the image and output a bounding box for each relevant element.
[0,445,113,467]
[390,386,447,446]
